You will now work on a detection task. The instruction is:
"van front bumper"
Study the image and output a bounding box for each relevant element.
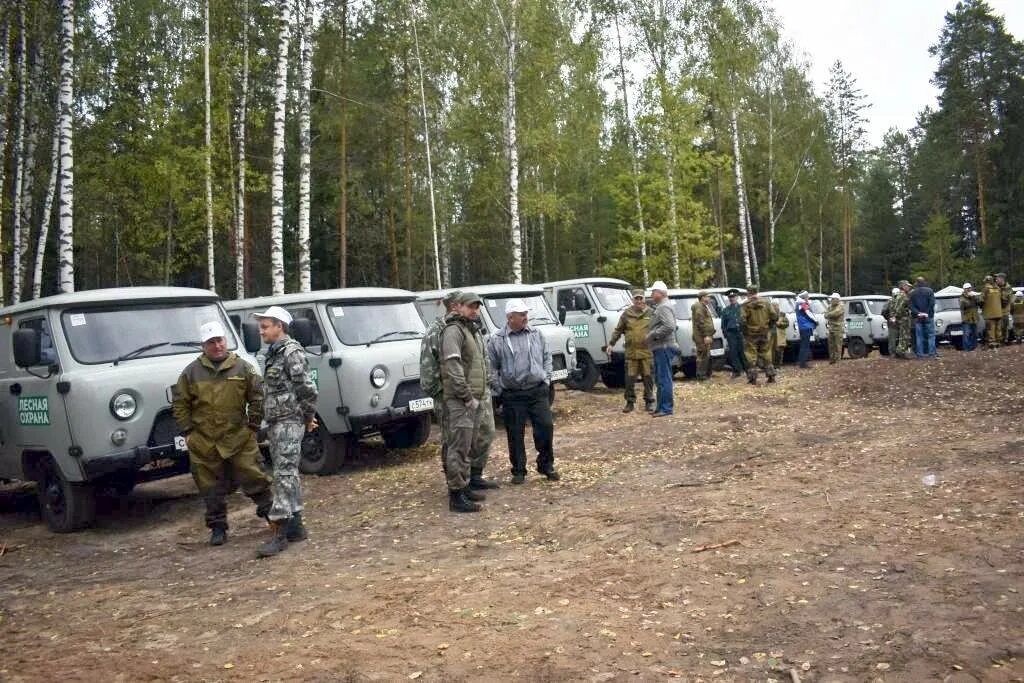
[350,406,431,432]
[79,442,184,481]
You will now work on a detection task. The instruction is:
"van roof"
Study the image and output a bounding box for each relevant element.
[417,283,545,300]
[537,278,632,289]
[224,287,417,310]
[841,295,889,301]
[759,290,796,297]
[665,288,703,297]
[0,286,220,316]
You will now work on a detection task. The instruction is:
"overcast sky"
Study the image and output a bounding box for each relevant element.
[769,0,1024,145]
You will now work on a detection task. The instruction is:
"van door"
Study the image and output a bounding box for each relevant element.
[556,286,607,363]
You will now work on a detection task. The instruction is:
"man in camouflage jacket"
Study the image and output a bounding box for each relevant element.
[252,306,318,558]
[889,281,912,358]
[691,291,716,381]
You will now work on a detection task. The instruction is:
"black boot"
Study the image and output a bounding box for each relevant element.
[449,489,482,513]
[748,374,757,385]
[209,526,227,546]
[767,374,776,384]
[463,486,486,502]
[644,400,656,413]
[622,402,635,413]
[285,512,308,542]
[256,521,289,558]
[469,468,500,490]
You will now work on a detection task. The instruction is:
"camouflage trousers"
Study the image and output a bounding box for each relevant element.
[624,357,654,404]
[443,398,495,491]
[894,318,912,356]
[828,330,843,362]
[693,338,713,379]
[267,421,305,521]
[188,433,271,530]
[436,395,492,474]
[744,332,775,379]
[987,317,1006,346]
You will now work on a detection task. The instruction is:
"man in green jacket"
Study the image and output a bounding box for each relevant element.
[420,290,460,473]
[604,289,654,413]
[173,321,270,547]
[982,275,1004,347]
[889,280,913,358]
[997,273,1015,344]
[740,285,778,385]
[959,283,980,351]
[691,291,716,381]
[824,294,845,363]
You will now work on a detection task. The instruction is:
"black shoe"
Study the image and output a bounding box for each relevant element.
[767,375,776,384]
[645,401,656,413]
[285,512,307,543]
[469,468,500,490]
[748,375,757,385]
[209,526,227,546]
[540,469,561,481]
[511,473,526,485]
[622,402,635,413]
[651,411,671,418]
[463,486,486,502]
[731,372,741,379]
[256,522,289,558]
[449,489,482,512]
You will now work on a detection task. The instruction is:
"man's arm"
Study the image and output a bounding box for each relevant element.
[540,331,553,382]
[485,335,504,397]
[607,314,627,349]
[244,361,264,430]
[442,326,473,403]
[284,347,318,424]
[171,371,194,434]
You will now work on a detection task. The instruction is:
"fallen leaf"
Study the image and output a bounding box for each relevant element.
[409,672,422,680]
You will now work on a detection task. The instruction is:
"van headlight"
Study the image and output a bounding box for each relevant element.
[370,366,388,388]
[111,393,137,420]
[566,338,576,354]
[935,319,943,329]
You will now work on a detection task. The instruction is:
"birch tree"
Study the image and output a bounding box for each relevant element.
[234,0,249,298]
[270,0,291,295]
[56,0,74,293]
[203,0,215,291]
[491,0,523,284]
[10,1,27,303]
[297,0,313,292]
[33,107,60,300]
[730,108,753,286]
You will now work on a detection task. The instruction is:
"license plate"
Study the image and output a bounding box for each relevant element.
[550,369,569,381]
[950,330,963,336]
[408,397,434,413]
[174,435,189,451]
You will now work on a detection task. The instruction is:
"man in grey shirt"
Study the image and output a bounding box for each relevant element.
[487,298,559,484]
[647,280,680,417]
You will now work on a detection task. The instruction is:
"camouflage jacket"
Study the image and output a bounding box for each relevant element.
[740,298,777,335]
[441,315,489,402]
[824,302,845,331]
[419,314,450,398]
[1000,284,1015,315]
[959,293,980,324]
[172,352,262,459]
[982,283,1003,319]
[691,301,715,340]
[891,292,910,321]
[607,306,653,360]
[263,337,318,424]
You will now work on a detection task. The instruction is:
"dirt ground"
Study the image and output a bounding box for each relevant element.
[1,346,1023,682]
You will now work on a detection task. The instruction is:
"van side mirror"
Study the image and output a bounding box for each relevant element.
[291,318,314,348]
[13,328,41,368]
[558,306,567,325]
[241,321,262,354]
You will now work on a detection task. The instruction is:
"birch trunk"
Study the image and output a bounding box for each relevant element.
[269,0,291,295]
[297,0,312,292]
[766,86,774,259]
[0,19,8,302]
[56,0,74,293]
[234,0,248,298]
[613,8,648,286]
[11,2,27,303]
[665,143,680,288]
[537,176,548,282]
[203,0,215,291]
[32,104,60,300]
[411,8,442,288]
[502,4,522,285]
[729,109,752,286]
[746,196,759,284]
[338,0,348,287]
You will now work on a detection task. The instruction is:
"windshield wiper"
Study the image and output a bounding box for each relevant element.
[112,340,201,365]
[531,316,556,324]
[366,330,422,346]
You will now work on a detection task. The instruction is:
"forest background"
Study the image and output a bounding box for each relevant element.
[0,0,1021,303]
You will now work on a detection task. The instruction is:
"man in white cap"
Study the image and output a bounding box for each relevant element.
[824,293,845,363]
[959,283,980,351]
[646,280,679,416]
[251,306,319,557]
[488,297,558,484]
[173,320,270,546]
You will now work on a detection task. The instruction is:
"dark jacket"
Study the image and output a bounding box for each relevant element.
[720,303,742,335]
[910,286,935,319]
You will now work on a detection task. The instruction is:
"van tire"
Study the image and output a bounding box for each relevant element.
[37,457,96,533]
[382,414,432,449]
[300,425,348,475]
[566,352,598,391]
[847,337,868,359]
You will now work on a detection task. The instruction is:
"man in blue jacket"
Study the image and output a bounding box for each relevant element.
[909,276,936,358]
[795,291,817,368]
[720,289,747,378]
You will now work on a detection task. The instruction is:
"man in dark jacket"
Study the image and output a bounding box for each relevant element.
[720,289,746,378]
[909,276,936,358]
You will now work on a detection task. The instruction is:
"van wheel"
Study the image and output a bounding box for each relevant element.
[382,414,432,449]
[300,425,349,475]
[847,337,868,359]
[37,458,96,533]
[566,352,598,391]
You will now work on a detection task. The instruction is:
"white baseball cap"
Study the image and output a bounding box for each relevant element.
[199,321,227,343]
[891,287,900,296]
[252,305,293,325]
[962,282,972,289]
[505,298,530,314]
[830,292,841,300]
[651,280,669,294]
[798,290,809,299]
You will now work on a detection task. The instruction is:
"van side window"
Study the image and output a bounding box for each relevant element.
[849,302,866,315]
[286,308,325,347]
[557,288,590,312]
[18,318,57,366]
[228,314,242,334]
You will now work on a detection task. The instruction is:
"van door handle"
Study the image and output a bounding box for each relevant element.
[10,383,22,395]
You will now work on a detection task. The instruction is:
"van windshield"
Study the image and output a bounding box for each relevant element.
[484,294,557,327]
[768,297,795,314]
[935,297,961,312]
[670,297,699,320]
[593,286,633,311]
[328,302,425,345]
[809,300,827,314]
[865,300,888,315]
[61,302,235,364]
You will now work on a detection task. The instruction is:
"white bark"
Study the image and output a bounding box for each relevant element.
[297,0,312,293]
[33,107,60,300]
[729,108,752,286]
[411,7,442,288]
[492,0,522,284]
[11,2,27,303]
[0,20,8,302]
[665,143,680,288]
[57,0,75,293]
[235,0,249,299]
[613,9,648,287]
[203,0,215,291]
[269,0,290,295]
[537,175,548,281]
[767,87,774,258]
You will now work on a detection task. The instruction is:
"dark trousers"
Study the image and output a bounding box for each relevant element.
[798,328,812,367]
[962,323,977,351]
[501,384,555,475]
[725,331,747,373]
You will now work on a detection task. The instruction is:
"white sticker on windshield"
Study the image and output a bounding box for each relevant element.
[487,300,496,307]
[333,307,344,317]
[70,314,87,327]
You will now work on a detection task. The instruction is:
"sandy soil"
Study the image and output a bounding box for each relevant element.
[1,347,1022,682]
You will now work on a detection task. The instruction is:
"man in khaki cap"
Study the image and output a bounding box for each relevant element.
[604,288,654,413]
[691,291,716,381]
